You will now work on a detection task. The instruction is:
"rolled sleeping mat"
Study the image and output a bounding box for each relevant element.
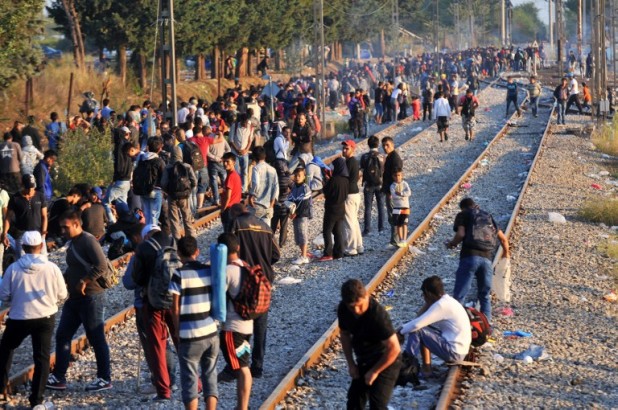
[210,243,228,322]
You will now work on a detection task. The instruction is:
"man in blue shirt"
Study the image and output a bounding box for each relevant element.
[505,76,521,118]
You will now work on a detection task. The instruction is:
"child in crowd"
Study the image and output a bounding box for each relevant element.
[390,168,411,248]
[288,166,313,265]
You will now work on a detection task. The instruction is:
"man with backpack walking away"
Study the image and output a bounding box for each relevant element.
[216,233,255,410]
[445,198,510,323]
[161,149,197,240]
[399,276,471,377]
[457,89,479,141]
[46,210,112,392]
[227,203,279,379]
[133,137,166,226]
[360,136,385,236]
[131,224,181,402]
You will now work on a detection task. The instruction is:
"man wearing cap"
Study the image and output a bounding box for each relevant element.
[341,140,364,256]
[131,223,179,401]
[0,231,67,408]
[33,150,57,202]
[81,187,108,240]
[4,175,48,256]
[47,209,112,392]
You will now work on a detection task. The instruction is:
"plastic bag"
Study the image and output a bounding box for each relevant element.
[493,258,512,302]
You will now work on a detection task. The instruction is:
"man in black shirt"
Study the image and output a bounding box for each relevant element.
[380,137,403,248]
[81,187,108,240]
[446,198,510,322]
[4,174,47,256]
[338,279,400,409]
[342,140,363,256]
[103,130,139,224]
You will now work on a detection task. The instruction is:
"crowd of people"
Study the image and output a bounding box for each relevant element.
[0,44,528,408]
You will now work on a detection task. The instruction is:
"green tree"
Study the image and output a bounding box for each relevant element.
[0,0,45,92]
[512,2,547,44]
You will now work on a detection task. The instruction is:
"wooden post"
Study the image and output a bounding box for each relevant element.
[67,72,74,123]
[25,78,30,117]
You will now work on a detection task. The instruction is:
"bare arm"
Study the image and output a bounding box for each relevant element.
[447,225,466,249]
[497,230,510,258]
[340,330,359,379]
[41,206,48,236]
[365,333,401,386]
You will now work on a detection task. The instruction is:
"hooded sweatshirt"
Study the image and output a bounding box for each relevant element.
[21,135,44,175]
[0,253,67,320]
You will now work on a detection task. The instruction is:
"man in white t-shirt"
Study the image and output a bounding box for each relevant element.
[566,74,583,115]
[400,276,471,375]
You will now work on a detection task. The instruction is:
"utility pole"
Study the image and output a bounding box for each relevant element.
[455,1,461,50]
[159,0,178,126]
[556,0,565,75]
[313,0,326,139]
[506,1,513,47]
[577,0,583,62]
[548,0,554,62]
[434,0,439,68]
[501,0,506,47]
[592,0,608,122]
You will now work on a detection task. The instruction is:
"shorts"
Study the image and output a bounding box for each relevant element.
[437,116,449,132]
[293,217,309,246]
[220,331,252,370]
[462,115,476,132]
[392,208,409,227]
[375,102,384,116]
[196,167,210,194]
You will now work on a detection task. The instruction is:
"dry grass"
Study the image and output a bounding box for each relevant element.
[592,118,618,157]
[596,239,618,286]
[579,199,618,226]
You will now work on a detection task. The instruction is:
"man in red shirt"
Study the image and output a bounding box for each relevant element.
[221,152,242,232]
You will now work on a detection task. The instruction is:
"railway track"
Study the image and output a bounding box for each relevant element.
[2,73,520,406]
[268,91,555,409]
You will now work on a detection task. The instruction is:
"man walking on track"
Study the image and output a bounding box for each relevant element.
[342,140,364,256]
[0,231,66,408]
[380,137,403,248]
[47,210,112,392]
[338,279,401,409]
[458,89,479,141]
[445,198,510,322]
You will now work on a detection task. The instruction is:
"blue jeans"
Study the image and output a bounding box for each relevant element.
[530,96,539,116]
[53,293,111,382]
[178,335,219,404]
[103,180,131,223]
[235,154,249,192]
[141,188,163,225]
[453,256,493,322]
[405,327,465,363]
[196,167,210,194]
[363,185,385,233]
[556,100,567,124]
[208,162,226,204]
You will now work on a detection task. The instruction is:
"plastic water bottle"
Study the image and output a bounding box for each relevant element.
[33,402,54,410]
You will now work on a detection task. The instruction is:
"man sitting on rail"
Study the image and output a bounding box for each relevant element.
[400,276,471,376]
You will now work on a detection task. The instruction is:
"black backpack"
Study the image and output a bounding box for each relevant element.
[146,238,182,310]
[264,136,278,165]
[463,208,498,252]
[168,162,192,199]
[461,97,476,117]
[183,141,205,171]
[362,152,383,187]
[132,158,159,196]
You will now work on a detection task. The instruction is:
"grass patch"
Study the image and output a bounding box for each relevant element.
[597,239,618,286]
[579,199,618,226]
[592,118,618,156]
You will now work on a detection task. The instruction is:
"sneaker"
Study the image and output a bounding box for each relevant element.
[217,368,237,383]
[465,134,469,141]
[85,378,112,392]
[318,256,333,262]
[306,251,317,259]
[397,242,408,248]
[292,256,309,265]
[357,247,365,255]
[46,374,67,391]
[444,133,448,141]
[250,367,263,379]
[344,250,358,257]
[152,396,171,402]
[386,243,398,250]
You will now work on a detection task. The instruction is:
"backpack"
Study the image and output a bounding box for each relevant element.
[463,208,497,252]
[466,306,491,347]
[146,238,182,310]
[395,350,420,387]
[264,136,278,165]
[229,261,272,320]
[362,152,383,187]
[169,162,192,199]
[69,240,119,289]
[184,141,205,171]
[132,158,159,196]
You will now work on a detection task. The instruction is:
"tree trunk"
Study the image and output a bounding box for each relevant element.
[176,57,181,83]
[380,30,386,59]
[195,53,205,81]
[236,47,249,78]
[211,47,220,79]
[69,0,86,68]
[139,52,147,91]
[275,49,285,71]
[118,44,127,85]
[61,0,84,69]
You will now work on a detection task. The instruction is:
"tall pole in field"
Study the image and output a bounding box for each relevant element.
[501,0,506,47]
[577,0,583,62]
[159,0,178,126]
[549,0,554,62]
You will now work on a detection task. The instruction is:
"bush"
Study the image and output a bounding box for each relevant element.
[592,118,618,156]
[54,127,113,195]
[579,199,618,226]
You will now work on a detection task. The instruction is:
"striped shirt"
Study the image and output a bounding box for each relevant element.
[169,260,218,341]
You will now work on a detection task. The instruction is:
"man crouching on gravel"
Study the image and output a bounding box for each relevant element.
[399,276,471,377]
[338,279,401,409]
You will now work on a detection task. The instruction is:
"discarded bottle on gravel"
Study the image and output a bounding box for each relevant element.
[33,402,54,410]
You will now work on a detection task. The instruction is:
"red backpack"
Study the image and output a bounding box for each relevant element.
[465,307,491,347]
[230,261,272,320]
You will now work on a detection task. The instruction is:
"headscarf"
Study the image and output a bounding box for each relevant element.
[332,157,349,178]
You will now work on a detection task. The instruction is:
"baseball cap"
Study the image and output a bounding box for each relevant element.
[121,126,130,134]
[22,231,43,246]
[141,224,161,239]
[22,174,36,189]
[91,186,103,200]
[342,140,356,150]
